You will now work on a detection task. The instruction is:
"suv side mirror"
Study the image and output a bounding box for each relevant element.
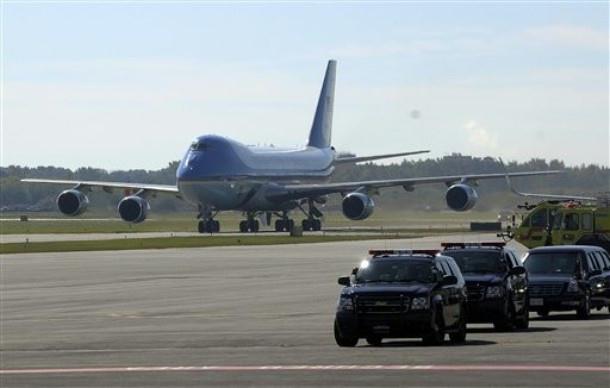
[441,275,458,286]
[509,266,526,276]
[338,276,351,286]
[589,269,602,277]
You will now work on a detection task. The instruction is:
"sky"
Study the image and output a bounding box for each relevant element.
[1,1,608,170]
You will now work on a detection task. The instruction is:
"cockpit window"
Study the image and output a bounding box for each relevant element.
[190,141,208,151]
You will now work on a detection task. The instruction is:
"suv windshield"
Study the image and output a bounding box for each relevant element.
[443,251,505,273]
[356,259,437,283]
[524,252,580,275]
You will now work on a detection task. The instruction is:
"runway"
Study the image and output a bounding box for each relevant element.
[0,225,465,244]
[1,236,609,387]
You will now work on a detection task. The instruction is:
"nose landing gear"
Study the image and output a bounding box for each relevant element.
[197,205,220,233]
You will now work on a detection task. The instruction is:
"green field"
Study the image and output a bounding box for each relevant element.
[0,210,499,234]
[0,234,411,254]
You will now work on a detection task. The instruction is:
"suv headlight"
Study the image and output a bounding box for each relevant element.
[337,296,354,312]
[411,297,429,311]
[485,286,504,298]
[566,279,579,293]
[594,281,605,290]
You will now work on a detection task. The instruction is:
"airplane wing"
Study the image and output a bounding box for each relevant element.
[266,170,563,202]
[334,150,430,164]
[21,179,180,196]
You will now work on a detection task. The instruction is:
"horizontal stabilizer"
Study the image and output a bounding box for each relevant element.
[334,150,430,165]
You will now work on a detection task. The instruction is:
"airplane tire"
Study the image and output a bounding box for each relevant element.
[274,220,284,232]
[313,219,322,231]
[239,221,247,233]
[198,221,206,233]
[302,220,311,231]
[248,220,259,233]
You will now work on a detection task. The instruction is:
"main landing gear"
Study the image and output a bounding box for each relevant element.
[274,211,295,232]
[198,219,220,233]
[299,199,323,231]
[239,212,260,233]
[197,205,220,233]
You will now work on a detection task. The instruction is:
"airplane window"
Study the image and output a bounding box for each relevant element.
[190,142,208,151]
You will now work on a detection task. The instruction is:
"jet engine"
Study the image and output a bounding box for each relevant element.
[56,189,89,216]
[342,192,375,220]
[445,184,479,211]
[118,196,149,223]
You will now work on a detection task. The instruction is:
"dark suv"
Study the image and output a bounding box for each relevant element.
[334,250,467,347]
[441,242,529,330]
[524,245,610,318]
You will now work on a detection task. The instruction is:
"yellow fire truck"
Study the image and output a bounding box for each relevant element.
[499,174,609,251]
[509,198,610,252]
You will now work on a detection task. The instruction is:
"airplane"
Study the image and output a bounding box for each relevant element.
[22,60,562,233]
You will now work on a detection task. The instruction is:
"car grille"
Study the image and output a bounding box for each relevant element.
[356,295,410,314]
[466,284,485,301]
[529,283,564,297]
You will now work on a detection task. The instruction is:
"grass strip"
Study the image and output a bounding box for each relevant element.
[0,234,410,255]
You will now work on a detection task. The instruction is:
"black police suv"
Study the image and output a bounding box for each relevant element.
[441,242,529,330]
[524,245,610,318]
[334,250,467,347]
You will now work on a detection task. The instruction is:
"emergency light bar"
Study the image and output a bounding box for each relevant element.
[441,242,506,250]
[368,249,440,257]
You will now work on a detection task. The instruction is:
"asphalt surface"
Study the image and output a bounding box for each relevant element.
[1,236,609,387]
[1,225,466,244]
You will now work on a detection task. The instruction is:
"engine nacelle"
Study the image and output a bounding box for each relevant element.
[342,192,375,220]
[56,189,89,216]
[446,184,479,211]
[118,196,149,223]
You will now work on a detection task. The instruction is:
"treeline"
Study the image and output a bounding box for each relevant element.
[1,155,608,214]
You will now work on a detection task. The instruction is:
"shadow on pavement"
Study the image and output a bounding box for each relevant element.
[531,312,610,321]
[467,326,557,334]
[369,339,496,348]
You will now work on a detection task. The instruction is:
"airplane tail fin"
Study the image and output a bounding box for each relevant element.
[307,60,336,149]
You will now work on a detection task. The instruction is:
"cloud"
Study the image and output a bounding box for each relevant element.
[524,25,608,51]
[464,120,498,150]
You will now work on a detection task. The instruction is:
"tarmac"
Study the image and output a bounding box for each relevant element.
[1,235,609,387]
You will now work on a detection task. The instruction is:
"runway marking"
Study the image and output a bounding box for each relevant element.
[1,365,609,375]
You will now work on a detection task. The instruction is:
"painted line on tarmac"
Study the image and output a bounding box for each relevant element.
[1,365,609,375]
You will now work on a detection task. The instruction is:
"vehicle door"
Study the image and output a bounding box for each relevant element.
[590,251,610,299]
[560,212,580,245]
[506,251,527,313]
[597,251,610,299]
[439,260,460,327]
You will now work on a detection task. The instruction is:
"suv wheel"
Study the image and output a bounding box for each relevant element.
[493,301,515,331]
[365,336,382,346]
[449,308,467,344]
[577,291,591,319]
[514,304,530,330]
[423,308,445,345]
[334,320,358,347]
